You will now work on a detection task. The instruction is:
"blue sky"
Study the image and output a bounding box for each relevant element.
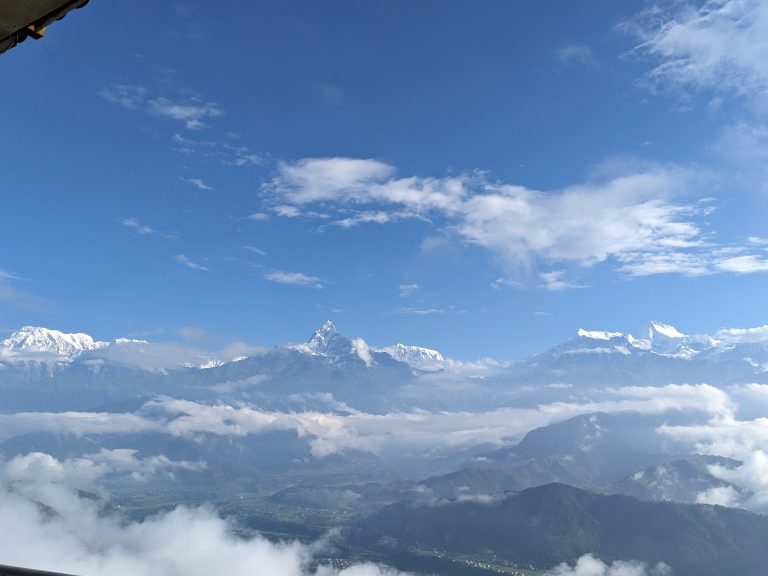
[2,0,768,358]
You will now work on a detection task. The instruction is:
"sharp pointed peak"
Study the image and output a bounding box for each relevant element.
[648,321,685,339]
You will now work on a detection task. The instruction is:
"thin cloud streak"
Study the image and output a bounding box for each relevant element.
[173,255,209,271]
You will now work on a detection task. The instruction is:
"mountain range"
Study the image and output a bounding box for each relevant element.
[2,319,768,412]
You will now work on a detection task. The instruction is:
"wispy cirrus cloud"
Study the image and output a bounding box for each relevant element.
[243,245,266,256]
[0,268,53,310]
[148,97,223,130]
[180,177,214,191]
[100,85,224,130]
[0,269,50,310]
[120,217,175,240]
[264,271,323,288]
[539,270,587,292]
[626,0,768,111]
[398,283,419,298]
[556,43,598,69]
[395,307,445,316]
[97,84,148,109]
[173,255,209,272]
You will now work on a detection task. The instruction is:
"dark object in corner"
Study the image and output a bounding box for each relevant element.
[0,0,90,55]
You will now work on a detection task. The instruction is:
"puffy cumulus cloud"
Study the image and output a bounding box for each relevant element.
[548,554,670,576]
[658,402,768,510]
[627,0,768,111]
[695,485,741,507]
[0,463,402,576]
[458,168,701,269]
[267,157,469,214]
[263,157,767,281]
[351,338,373,367]
[715,324,768,343]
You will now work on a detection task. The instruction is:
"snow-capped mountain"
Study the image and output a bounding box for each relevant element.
[377,343,446,371]
[292,320,355,359]
[1,326,108,361]
[290,321,450,371]
[546,321,721,360]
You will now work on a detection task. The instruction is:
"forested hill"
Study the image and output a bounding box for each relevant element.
[353,483,768,576]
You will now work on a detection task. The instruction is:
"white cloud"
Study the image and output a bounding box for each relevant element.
[549,554,670,576]
[0,384,734,463]
[98,84,147,109]
[0,462,401,576]
[628,0,768,111]
[351,338,373,367]
[0,269,20,281]
[264,271,323,288]
[3,449,205,489]
[173,255,209,271]
[490,277,523,290]
[333,210,401,228]
[457,168,702,269]
[243,245,267,255]
[539,270,586,291]
[273,204,302,217]
[100,86,224,130]
[265,156,768,282]
[148,97,224,130]
[715,254,768,273]
[395,307,445,316]
[180,177,214,191]
[268,158,397,204]
[398,283,419,298]
[556,44,598,69]
[247,212,270,221]
[715,324,768,343]
[695,485,741,507]
[0,411,159,442]
[121,217,174,239]
[121,217,156,235]
[657,398,768,510]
